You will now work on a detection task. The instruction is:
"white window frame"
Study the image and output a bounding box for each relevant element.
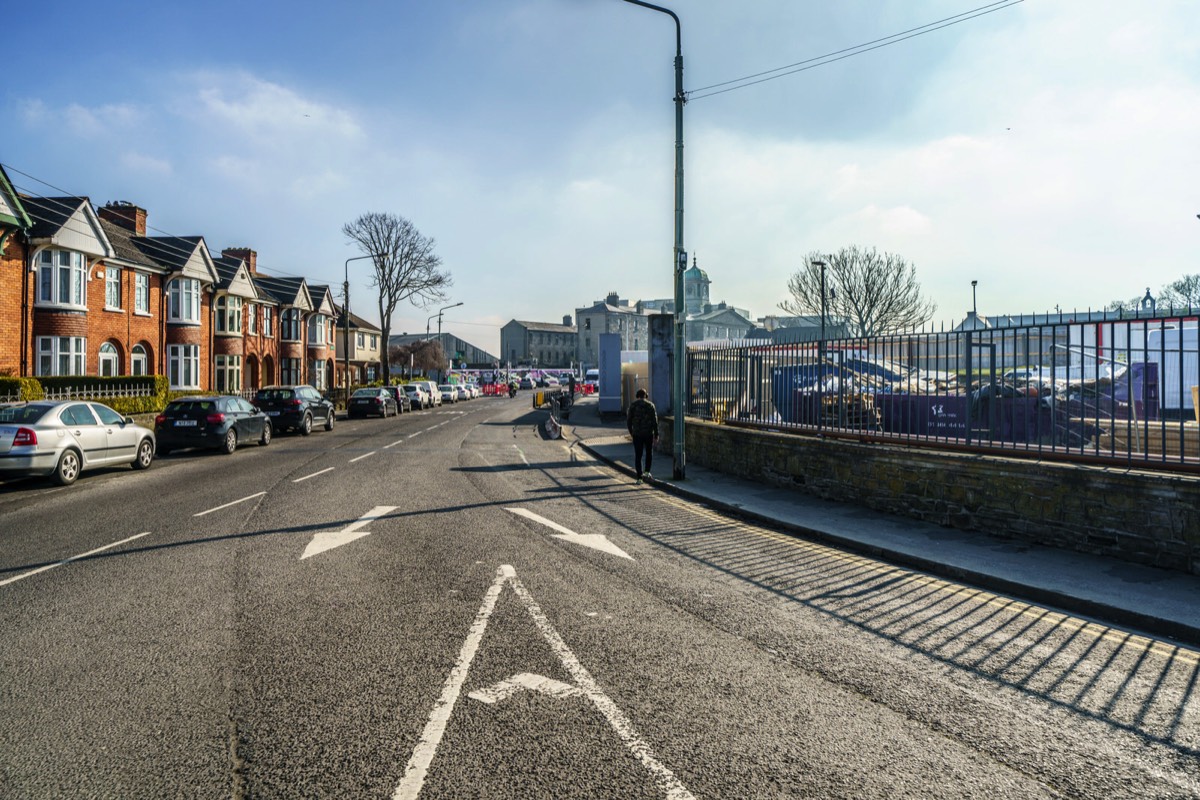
[105,266,122,310]
[131,344,148,376]
[134,273,150,314]
[309,360,327,391]
[247,303,257,334]
[215,354,242,394]
[36,249,87,310]
[281,309,301,341]
[263,307,273,338]
[98,342,120,376]
[168,278,201,323]
[36,336,86,376]
[168,344,200,389]
[215,295,243,335]
[308,314,325,346]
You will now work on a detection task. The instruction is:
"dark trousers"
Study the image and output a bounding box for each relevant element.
[631,434,654,476]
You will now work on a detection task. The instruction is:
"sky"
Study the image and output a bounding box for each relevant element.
[5,0,1198,357]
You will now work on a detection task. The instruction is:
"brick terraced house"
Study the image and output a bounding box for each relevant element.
[0,165,362,395]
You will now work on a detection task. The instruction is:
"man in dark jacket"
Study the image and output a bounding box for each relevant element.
[626,388,659,483]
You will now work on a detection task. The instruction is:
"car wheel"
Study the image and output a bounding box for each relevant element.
[222,428,238,454]
[324,411,335,431]
[53,449,81,486]
[259,422,272,446]
[301,413,313,436]
[133,439,154,470]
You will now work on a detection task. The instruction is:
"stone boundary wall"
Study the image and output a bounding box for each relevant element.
[661,417,1200,576]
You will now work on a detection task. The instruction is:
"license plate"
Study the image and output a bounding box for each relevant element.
[267,411,280,417]
[175,420,198,427]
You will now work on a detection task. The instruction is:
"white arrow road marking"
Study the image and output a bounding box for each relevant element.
[301,505,397,560]
[393,565,694,800]
[505,507,633,561]
[468,672,583,705]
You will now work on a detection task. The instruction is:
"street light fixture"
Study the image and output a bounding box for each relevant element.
[622,0,687,480]
[430,301,464,379]
[343,253,385,397]
[971,280,978,317]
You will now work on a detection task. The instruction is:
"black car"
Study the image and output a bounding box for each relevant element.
[381,385,411,413]
[348,387,398,418]
[155,395,271,455]
[253,385,336,435]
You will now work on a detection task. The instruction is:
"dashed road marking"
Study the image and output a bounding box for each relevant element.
[193,491,266,517]
[0,531,153,587]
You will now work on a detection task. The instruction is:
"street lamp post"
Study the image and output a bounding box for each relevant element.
[343,253,383,398]
[622,0,687,480]
[431,301,463,380]
[971,280,978,317]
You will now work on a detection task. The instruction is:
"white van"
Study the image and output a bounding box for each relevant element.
[418,380,442,407]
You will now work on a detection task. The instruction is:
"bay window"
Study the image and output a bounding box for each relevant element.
[168,344,200,389]
[281,309,301,341]
[37,336,86,376]
[308,314,326,345]
[36,249,87,309]
[168,278,201,323]
[215,295,243,334]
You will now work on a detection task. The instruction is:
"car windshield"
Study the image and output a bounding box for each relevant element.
[403,385,420,392]
[352,389,377,398]
[0,405,52,424]
[166,400,217,414]
[439,385,453,391]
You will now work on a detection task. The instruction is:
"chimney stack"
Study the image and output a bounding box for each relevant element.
[223,247,258,273]
[99,201,147,236]
[563,314,573,327]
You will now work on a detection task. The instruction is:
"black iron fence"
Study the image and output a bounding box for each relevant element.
[686,313,1200,471]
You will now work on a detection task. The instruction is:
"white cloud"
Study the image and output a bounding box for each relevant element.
[189,72,362,142]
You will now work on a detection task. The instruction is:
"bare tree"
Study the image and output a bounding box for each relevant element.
[779,246,937,336]
[388,339,444,377]
[1159,274,1200,310]
[343,212,452,383]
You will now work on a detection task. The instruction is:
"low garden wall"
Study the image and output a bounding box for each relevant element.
[661,417,1200,576]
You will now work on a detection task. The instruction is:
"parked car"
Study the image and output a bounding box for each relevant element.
[403,383,429,409]
[417,380,442,407]
[154,395,271,456]
[454,385,471,402]
[438,384,459,404]
[381,385,411,413]
[253,385,336,435]
[518,377,534,390]
[348,387,398,418]
[0,400,155,486]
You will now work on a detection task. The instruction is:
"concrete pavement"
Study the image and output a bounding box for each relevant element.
[558,396,1200,647]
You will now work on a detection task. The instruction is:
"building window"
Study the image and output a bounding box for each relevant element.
[135,273,150,314]
[215,295,243,334]
[584,318,591,330]
[168,278,201,323]
[168,344,200,389]
[247,304,257,334]
[356,332,364,348]
[281,309,301,341]
[36,249,87,309]
[281,357,301,385]
[37,336,86,376]
[309,360,326,391]
[370,335,377,349]
[98,342,120,376]
[215,355,242,394]
[131,344,148,376]
[105,267,122,310]
[263,307,273,338]
[308,314,326,345]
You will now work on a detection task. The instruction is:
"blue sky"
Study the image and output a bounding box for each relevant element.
[6,1,1198,356]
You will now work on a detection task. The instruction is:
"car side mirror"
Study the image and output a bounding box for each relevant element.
[124,417,134,425]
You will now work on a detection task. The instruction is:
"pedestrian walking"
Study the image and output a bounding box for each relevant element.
[626,388,659,483]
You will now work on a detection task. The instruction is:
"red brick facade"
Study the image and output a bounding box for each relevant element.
[0,236,32,376]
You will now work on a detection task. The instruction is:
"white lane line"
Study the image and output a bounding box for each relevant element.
[407,431,423,439]
[513,445,529,466]
[0,531,153,588]
[349,451,377,463]
[506,571,695,800]
[293,467,335,483]
[193,491,266,517]
[384,439,405,449]
[393,565,513,800]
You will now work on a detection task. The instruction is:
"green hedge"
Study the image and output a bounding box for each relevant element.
[0,377,44,401]
[29,375,170,415]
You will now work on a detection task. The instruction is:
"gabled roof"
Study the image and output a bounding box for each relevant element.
[334,307,382,333]
[0,165,32,229]
[211,255,261,300]
[253,273,313,311]
[307,284,337,316]
[22,195,115,258]
[135,235,218,283]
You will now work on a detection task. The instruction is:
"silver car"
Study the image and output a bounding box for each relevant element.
[0,400,156,486]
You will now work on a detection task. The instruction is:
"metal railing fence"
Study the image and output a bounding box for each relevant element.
[686,314,1200,471]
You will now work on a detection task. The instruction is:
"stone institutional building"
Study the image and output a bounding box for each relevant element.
[500,317,577,368]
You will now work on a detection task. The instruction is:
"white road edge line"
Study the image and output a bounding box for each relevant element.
[193,491,266,517]
[293,467,335,483]
[349,451,377,463]
[0,531,153,588]
[393,565,513,800]
[513,445,529,466]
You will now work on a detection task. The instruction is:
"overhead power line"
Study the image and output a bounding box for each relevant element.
[686,0,1024,101]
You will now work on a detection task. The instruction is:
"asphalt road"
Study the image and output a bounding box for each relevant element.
[1,396,1197,799]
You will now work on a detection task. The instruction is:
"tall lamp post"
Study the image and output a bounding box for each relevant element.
[971,280,978,317]
[343,253,383,397]
[430,301,463,380]
[622,0,687,480]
